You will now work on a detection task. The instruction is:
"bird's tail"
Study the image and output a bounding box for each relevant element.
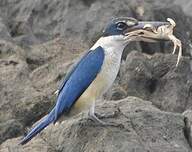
[20,108,55,145]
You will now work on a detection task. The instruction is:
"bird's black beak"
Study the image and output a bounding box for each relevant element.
[123,19,174,42]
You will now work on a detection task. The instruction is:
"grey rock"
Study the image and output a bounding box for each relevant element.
[114,51,192,113]
[0,17,10,40]
[123,0,192,57]
[0,97,191,152]
[0,39,82,144]
[0,0,192,151]
[0,0,192,51]
[0,119,23,145]
[183,110,192,148]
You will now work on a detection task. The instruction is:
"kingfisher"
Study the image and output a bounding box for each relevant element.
[20,17,170,145]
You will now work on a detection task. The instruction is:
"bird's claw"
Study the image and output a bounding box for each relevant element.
[87,112,121,127]
[88,112,107,125]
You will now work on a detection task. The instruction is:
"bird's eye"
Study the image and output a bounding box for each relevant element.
[116,22,127,30]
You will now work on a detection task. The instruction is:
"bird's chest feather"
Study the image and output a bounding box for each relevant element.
[72,50,121,112]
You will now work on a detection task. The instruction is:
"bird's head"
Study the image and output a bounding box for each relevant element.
[102,17,170,47]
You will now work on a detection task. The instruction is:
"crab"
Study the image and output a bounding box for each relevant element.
[54,18,182,97]
[125,18,182,67]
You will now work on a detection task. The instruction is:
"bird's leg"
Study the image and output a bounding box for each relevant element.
[88,102,122,127]
[88,102,107,125]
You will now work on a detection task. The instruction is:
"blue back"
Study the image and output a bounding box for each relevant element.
[54,46,105,122]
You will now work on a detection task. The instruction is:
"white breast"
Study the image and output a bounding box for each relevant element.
[71,36,126,114]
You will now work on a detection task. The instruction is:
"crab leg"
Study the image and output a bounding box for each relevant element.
[168,34,182,66]
[125,18,182,66]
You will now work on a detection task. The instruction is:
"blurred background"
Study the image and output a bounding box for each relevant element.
[1,0,192,151]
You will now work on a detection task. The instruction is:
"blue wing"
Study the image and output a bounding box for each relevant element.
[20,46,105,145]
[54,46,105,122]
[56,50,91,95]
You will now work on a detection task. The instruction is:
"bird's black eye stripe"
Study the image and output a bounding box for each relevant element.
[116,22,127,30]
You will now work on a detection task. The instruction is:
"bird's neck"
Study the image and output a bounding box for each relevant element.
[89,36,127,96]
[91,36,127,57]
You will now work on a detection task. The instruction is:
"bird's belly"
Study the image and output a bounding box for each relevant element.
[70,72,109,115]
[71,54,121,115]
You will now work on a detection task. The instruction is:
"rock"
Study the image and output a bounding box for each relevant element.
[0,119,23,145]
[149,53,192,112]
[113,51,192,113]
[1,0,192,51]
[0,97,190,152]
[0,17,11,40]
[183,110,192,148]
[0,40,45,144]
[174,0,192,16]
[0,0,192,151]
[0,38,86,144]
[122,0,192,58]
[119,52,153,100]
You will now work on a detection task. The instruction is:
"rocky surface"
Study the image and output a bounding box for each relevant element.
[116,51,192,113]
[0,0,192,152]
[0,38,87,145]
[0,97,191,152]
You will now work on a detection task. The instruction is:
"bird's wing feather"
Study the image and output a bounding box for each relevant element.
[20,108,55,145]
[56,50,91,95]
[54,46,105,122]
[20,46,105,145]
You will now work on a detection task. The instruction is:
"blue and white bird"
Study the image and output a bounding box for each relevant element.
[20,17,170,145]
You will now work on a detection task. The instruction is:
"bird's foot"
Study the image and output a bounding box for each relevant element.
[89,112,106,125]
[88,112,121,127]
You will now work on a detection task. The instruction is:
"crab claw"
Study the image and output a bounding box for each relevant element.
[167,18,176,27]
[143,24,158,33]
[123,17,182,67]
